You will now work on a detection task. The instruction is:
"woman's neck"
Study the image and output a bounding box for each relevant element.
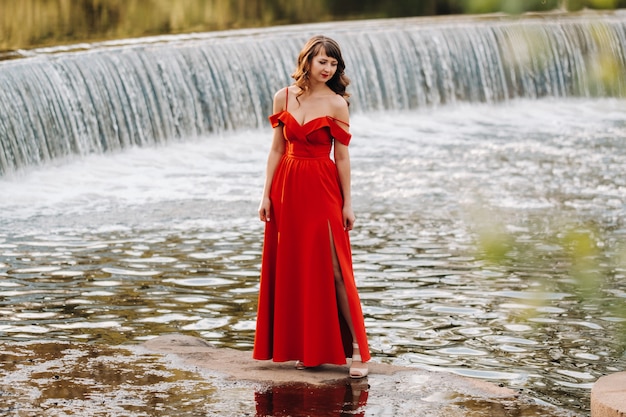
[302,81,331,97]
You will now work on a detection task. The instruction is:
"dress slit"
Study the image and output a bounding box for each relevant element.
[328,219,367,358]
[327,220,353,356]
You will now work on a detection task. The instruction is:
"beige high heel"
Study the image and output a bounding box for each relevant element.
[295,360,306,370]
[349,342,368,379]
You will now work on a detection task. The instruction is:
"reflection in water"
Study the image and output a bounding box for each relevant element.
[255,380,369,417]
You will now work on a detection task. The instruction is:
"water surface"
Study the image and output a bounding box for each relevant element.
[1,98,625,415]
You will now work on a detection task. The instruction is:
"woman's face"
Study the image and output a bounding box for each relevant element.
[308,48,338,84]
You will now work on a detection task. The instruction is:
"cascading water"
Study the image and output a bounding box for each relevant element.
[0,12,625,175]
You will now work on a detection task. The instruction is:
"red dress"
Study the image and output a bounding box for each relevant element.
[253,89,371,367]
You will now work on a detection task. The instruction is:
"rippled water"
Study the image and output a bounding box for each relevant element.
[1,98,625,415]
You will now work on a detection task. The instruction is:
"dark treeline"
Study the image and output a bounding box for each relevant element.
[1,0,625,52]
[338,0,626,16]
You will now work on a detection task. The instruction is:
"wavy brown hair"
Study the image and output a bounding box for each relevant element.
[291,35,350,103]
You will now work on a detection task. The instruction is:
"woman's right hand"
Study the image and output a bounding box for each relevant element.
[258,197,271,222]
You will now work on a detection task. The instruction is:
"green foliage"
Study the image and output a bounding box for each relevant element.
[560,227,602,298]
[459,0,626,13]
[474,211,626,341]
[471,208,513,264]
[3,0,626,51]
[462,0,559,14]
[566,0,626,9]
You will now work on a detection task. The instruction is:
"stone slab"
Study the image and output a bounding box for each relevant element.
[142,333,578,417]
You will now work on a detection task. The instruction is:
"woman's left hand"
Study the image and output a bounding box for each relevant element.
[342,205,355,231]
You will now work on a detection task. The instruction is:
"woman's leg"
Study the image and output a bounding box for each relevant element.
[329,225,367,375]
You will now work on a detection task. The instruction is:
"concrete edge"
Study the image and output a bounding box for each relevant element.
[591,372,626,417]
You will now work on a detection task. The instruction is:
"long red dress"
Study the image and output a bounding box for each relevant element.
[253,89,371,367]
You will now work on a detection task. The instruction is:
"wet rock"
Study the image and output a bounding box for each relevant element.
[142,334,578,417]
[144,334,214,349]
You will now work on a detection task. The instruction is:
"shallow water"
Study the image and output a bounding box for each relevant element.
[1,98,625,415]
[0,341,218,415]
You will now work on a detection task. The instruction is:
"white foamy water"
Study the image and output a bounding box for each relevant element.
[1,98,624,233]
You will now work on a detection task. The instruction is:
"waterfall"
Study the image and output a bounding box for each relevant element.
[0,12,625,175]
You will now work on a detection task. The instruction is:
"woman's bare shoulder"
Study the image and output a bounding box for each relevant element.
[272,87,289,111]
[273,87,288,103]
[329,93,350,121]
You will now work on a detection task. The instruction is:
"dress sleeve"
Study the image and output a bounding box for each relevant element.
[268,112,284,128]
[328,117,352,146]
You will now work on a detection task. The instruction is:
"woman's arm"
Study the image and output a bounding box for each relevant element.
[258,89,287,222]
[333,100,355,231]
[334,142,355,231]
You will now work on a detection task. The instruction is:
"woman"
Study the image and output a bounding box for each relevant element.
[253,35,370,378]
